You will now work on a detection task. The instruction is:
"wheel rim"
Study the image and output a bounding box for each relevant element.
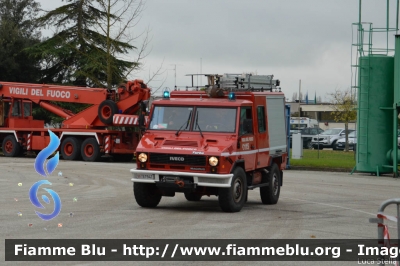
[101,106,111,119]
[84,144,94,157]
[233,178,243,203]
[5,140,13,154]
[64,142,73,156]
[272,173,279,195]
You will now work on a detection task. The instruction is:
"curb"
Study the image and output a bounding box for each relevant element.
[287,166,354,173]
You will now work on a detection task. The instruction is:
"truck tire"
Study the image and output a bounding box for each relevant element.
[81,138,101,162]
[184,192,202,201]
[260,163,281,204]
[133,183,162,208]
[218,167,247,212]
[2,135,21,157]
[61,137,82,160]
[98,100,118,125]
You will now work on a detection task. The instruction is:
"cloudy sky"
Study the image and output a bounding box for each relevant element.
[39,0,397,100]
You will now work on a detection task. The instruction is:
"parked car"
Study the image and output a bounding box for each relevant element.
[290,127,324,149]
[311,128,355,150]
[335,131,357,150]
[336,130,400,151]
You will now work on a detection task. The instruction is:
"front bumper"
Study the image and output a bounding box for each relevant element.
[311,140,330,146]
[130,169,233,188]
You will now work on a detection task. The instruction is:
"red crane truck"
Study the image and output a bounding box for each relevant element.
[0,80,150,162]
[131,74,288,212]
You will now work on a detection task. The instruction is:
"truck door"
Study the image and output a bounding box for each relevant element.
[239,106,256,171]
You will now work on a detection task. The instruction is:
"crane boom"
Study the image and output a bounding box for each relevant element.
[0,82,108,104]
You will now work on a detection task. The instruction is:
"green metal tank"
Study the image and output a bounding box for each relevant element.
[356,55,394,173]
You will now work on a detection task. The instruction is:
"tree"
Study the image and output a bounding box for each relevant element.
[0,0,41,82]
[94,0,148,89]
[329,88,357,152]
[27,0,138,87]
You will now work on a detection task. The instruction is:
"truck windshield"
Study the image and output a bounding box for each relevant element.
[193,107,236,133]
[149,106,193,130]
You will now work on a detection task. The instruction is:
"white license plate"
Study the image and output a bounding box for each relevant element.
[137,174,155,179]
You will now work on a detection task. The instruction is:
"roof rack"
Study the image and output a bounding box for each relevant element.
[217,74,280,91]
[184,73,281,92]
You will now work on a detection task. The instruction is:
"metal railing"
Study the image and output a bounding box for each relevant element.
[369,198,400,265]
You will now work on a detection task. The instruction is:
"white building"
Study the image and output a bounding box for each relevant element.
[286,102,356,130]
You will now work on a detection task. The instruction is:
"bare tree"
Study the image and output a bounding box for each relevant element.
[94,0,163,89]
[328,88,357,152]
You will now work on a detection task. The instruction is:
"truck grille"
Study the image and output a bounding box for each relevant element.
[163,140,198,147]
[149,153,206,166]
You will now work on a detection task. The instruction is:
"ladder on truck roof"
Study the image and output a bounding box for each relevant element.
[181,73,281,92]
[216,74,281,91]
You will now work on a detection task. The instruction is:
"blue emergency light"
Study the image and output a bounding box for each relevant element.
[228,92,236,101]
[163,90,170,99]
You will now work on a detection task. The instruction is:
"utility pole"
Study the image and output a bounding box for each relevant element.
[298,79,301,129]
[200,58,202,86]
[173,64,177,88]
[170,64,183,89]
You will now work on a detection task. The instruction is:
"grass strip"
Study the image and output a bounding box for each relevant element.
[289,149,356,169]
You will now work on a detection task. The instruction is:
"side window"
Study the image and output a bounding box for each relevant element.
[23,102,32,117]
[12,100,21,117]
[257,106,266,133]
[240,106,253,135]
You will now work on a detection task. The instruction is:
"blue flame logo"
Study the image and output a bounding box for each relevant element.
[34,130,60,177]
[30,130,62,221]
[29,180,62,220]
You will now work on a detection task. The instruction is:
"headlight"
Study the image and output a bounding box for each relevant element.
[138,153,148,162]
[209,156,219,166]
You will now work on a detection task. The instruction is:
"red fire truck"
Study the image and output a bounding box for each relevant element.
[0,80,150,161]
[131,74,288,212]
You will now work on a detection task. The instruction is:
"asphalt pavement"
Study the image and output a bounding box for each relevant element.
[1,157,399,266]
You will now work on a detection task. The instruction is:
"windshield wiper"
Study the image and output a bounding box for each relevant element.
[195,111,204,138]
[175,110,192,136]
